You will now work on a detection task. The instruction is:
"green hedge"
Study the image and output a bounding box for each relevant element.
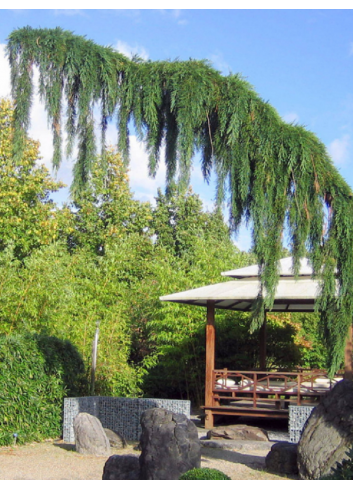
[0,333,87,446]
[179,468,231,480]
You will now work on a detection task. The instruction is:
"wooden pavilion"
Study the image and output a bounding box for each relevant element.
[160,257,350,429]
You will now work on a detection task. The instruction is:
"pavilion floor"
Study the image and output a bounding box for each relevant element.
[203,368,343,428]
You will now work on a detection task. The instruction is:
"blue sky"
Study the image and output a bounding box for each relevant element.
[0,8,352,250]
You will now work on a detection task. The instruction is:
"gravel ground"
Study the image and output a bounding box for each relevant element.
[0,438,296,480]
[0,415,296,480]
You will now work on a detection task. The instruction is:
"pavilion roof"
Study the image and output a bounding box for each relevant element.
[160,277,322,312]
[221,257,314,279]
[160,257,334,312]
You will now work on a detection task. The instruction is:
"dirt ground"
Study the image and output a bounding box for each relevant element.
[0,438,296,480]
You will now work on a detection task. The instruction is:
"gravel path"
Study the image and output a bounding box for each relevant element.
[0,439,296,480]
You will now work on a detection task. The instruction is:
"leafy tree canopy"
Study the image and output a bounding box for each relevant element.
[152,185,236,262]
[66,148,153,254]
[6,27,353,374]
[0,98,64,259]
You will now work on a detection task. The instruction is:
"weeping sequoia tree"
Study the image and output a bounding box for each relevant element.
[6,26,353,375]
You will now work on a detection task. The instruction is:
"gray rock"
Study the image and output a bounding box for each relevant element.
[207,424,268,442]
[297,379,353,480]
[201,438,275,451]
[139,408,201,480]
[104,428,126,449]
[102,454,140,480]
[265,442,298,475]
[73,412,111,457]
[201,439,244,450]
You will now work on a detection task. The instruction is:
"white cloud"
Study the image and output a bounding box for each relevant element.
[104,118,166,204]
[283,112,300,124]
[209,51,231,75]
[128,136,166,204]
[329,134,350,166]
[115,40,149,60]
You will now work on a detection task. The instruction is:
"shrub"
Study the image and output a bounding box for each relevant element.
[35,335,88,397]
[179,468,231,480]
[0,333,87,446]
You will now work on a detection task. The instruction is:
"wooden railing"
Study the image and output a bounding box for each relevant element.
[211,369,343,410]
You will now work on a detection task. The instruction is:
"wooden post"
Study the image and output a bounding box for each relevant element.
[344,325,353,381]
[259,312,267,371]
[90,323,100,395]
[205,301,215,429]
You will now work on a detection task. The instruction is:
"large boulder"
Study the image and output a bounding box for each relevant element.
[139,408,201,480]
[104,428,126,449]
[266,442,298,475]
[102,454,140,480]
[207,424,268,442]
[297,379,353,479]
[73,412,111,457]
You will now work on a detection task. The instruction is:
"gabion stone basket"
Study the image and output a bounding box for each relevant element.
[63,396,191,442]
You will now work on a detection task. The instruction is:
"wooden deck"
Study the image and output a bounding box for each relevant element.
[203,368,343,428]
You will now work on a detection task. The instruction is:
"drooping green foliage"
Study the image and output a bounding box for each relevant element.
[0,103,333,407]
[0,333,86,446]
[0,95,337,445]
[6,26,353,374]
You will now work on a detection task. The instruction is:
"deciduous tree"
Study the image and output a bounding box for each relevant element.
[67,148,152,255]
[7,27,353,373]
[0,98,63,259]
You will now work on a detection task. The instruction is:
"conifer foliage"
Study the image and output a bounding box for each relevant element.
[6,27,353,374]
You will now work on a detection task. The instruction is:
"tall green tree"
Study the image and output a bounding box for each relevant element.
[66,148,152,255]
[152,185,239,260]
[0,98,63,259]
[6,27,353,373]
[128,187,252,405]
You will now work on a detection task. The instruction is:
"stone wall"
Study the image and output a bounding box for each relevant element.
[63,397,191,442]
[289,406,315,443]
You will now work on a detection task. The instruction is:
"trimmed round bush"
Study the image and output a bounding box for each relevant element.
[179,468,231,480]
[0,333,87,446]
